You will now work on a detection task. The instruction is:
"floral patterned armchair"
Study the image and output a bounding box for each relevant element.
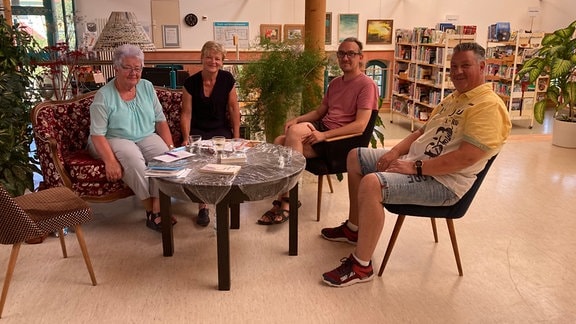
[31,87,183,202]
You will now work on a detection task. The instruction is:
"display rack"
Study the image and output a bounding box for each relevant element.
[390,27,476,131]
[485,30,545,128]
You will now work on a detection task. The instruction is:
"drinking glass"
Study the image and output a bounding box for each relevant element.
[212,136,226,154]
[188,135,202,153]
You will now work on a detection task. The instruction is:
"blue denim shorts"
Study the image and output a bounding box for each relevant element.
[356,147,459,206]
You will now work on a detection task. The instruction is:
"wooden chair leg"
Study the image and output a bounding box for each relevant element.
[0,243,21,319]
[316,175,324,221]
[326,174,334,193]
[58,229,68,258]
[74,225,97,286]
[430,218,438,243]
[446,219,463,276]
[378,215,406,276]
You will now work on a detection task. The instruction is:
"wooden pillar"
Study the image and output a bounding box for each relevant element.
[304,0,326,112]
[3,0,13,26]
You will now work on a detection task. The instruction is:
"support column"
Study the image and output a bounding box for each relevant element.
[3,0,13,26]
[304,0,326,112]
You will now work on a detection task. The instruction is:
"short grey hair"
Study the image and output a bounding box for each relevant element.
[112,44,145,67]
[453,42,486,62]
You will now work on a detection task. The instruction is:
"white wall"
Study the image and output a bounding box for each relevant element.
[74,0,576,51]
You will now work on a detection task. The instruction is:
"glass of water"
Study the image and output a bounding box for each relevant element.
[188,135,202,153]
[212,136,226,154]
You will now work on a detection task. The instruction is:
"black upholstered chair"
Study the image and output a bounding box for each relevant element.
[0,185,97,318]
[305,110,379,221]
[378,154,498,277]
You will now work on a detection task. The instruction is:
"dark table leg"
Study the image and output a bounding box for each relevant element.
[216,201,231,290]
[159,190,174,257]
[289,183,299,256]
[230,203,240,229]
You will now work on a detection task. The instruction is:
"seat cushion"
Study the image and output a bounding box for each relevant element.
[65,150,107,182]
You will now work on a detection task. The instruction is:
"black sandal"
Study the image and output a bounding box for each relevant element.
[146,211,162,232]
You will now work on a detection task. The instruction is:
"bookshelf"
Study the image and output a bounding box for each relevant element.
[485,30,545,128]
[391,27,476,131]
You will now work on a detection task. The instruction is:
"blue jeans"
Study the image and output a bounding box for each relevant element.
[356,147,459,206]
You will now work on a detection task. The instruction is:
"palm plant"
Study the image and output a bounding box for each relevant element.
[517,20,576,124]
[237,38,327,142]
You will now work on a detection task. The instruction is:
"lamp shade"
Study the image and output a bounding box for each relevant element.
[93,12,155,51]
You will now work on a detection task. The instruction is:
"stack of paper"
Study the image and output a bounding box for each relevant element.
[153,148,194,163]
[199,164,241,175]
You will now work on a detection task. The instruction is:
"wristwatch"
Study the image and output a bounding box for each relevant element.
[414,160,423,177]
[168,144,175,150]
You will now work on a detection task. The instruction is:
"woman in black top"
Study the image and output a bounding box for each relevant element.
[181,41,241,226]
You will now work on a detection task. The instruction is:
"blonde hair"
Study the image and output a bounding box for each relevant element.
[201,41,226,60]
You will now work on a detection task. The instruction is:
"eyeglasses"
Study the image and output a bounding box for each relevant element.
[336,51,361,59]
[119,65,143,73]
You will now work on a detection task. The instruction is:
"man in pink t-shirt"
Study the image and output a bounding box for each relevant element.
[258,37,379,225]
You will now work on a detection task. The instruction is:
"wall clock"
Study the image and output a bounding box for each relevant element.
[184,13,198,27]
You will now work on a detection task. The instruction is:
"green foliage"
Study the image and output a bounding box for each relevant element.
[237,38,327,142]
[517,20,576,123]
[0,16,43,195]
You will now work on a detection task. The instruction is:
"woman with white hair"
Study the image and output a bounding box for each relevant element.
[88,44,176,232]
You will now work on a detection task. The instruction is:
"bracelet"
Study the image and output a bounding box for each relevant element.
[168,144,175,149]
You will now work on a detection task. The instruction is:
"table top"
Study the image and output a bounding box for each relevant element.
[153,142,306,205]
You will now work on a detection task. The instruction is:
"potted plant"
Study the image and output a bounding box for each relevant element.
[237,38,327,142]
[0,16,43,195]
[517,20,576,148]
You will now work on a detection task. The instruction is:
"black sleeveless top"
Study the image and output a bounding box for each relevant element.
[183,69,235,134]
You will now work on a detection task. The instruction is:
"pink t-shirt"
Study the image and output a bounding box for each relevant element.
[321,73,379,129]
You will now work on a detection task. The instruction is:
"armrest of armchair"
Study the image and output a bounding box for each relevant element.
[46,137,74,189]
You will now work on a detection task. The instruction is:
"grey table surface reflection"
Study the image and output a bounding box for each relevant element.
[153,142,305,290]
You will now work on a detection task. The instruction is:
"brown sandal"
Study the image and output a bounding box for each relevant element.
[257,200,282,225]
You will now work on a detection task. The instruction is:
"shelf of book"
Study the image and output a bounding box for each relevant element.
[485,30,545,128]
[391,26,476,131]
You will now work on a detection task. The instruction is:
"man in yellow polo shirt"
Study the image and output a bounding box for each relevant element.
[321,42,512,287]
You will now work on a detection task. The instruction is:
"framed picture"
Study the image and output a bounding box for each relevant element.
[260,24,282,43]
[366,19,394,44]
[162,25,180,48]
[338,14,359,43]
[284,24,304,44]
[325,13,332,45]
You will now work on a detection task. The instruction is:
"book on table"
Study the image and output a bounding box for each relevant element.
[145,166,191,178]
[199,163,241,175]
[220,152,247,164]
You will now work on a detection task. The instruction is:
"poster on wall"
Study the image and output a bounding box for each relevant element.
[325,13,332,45]
[260,24,282,43]
[213,22,250,48]
[366,19,394,44]
[284,24,304,44]
[338,14,359,42]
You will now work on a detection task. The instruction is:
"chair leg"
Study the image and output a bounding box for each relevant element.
[74,225,97,286]
[326,175,334,193]
[378,215,406,276]
[58,229,68,258]
[0,243,21,319]
[430,218,438,243]
[316,175,324,221]
[446,219,463,276]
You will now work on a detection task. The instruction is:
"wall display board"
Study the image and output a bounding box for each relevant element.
[213,22,250,48]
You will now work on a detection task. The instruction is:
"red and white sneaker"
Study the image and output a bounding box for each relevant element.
[320,220,358,244]
[322,254,374,287]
